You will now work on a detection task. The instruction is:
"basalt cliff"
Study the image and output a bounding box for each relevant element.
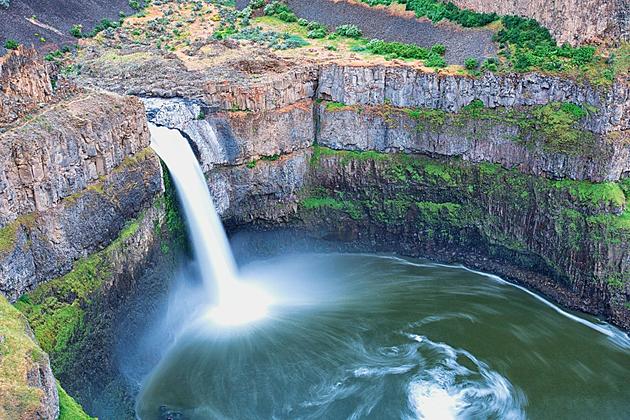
[0,0,628,418]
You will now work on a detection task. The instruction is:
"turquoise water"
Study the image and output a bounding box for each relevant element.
[136,253,630,419]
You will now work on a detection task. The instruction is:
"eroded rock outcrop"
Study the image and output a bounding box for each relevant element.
[0,58,162,300]
[144,97,314,172]
[0,92,150,225]
[0,47,53,127]
[317,102,630,181]
[0,147,162,301]
[450,0,628,46]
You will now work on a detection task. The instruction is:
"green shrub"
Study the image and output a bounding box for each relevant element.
[425,53,446,68]
[358,0,608,77]
[298,18,308,26]
[366,39,431,60]
[402,0,498,27]
[307,27,327,39]
[3,39,19,50]
[249,0,264,9]
[264,1,298,22]
[464,57,479,70]
[128,0,141,11]
[335,24,362,39]
[481,58,499,72]
[0,0,9,8]
[232,27,308,50]
[69,24,83,38]
[430,43,445,55]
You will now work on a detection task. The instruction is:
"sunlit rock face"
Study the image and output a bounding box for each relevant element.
[0,46,53,127]
[0,64,161,299]
[143,97,314,172]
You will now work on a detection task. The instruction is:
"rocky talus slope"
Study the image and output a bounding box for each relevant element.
[450,0,628,46]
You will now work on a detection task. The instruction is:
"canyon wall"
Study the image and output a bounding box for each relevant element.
[0,48,171,419]
[450,0,629,46]
[317,64,629,134]
[140,59,628,329]
[0,47,164,302]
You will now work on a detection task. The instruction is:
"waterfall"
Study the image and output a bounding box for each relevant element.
[149,123,271,326]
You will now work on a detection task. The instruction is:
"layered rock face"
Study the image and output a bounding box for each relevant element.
[317,64,629,134]
[317,103,630,182]
[450,0,628,45]
[0,47,53,127]
[0,92,151,225]
[0,50,162,300]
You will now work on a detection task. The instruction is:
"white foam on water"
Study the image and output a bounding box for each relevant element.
[403,334,526,420]
[382,255,630,349]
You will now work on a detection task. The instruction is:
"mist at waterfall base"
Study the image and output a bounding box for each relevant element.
[149,124,272,326]
[130,125,630,419]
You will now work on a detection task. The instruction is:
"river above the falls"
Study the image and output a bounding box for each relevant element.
[133,252,630,420]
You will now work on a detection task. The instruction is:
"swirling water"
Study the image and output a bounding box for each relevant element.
[135,253,630,419]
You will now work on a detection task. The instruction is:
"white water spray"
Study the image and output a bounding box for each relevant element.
[149,123,272,326]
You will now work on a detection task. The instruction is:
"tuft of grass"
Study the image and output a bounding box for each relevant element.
[302,196,363,220]
[325,101,349,111]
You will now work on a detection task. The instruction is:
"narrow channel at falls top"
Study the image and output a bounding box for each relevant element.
[149,123,272,326]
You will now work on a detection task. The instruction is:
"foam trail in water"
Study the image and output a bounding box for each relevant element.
[369,256,630,348]
[149,123,271,326]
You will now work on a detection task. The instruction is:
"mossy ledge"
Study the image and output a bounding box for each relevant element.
[300,146,629,327]
[12,163,186,417]
[316,99,628,182]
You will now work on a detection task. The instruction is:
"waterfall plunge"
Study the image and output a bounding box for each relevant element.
[149,123,272,326]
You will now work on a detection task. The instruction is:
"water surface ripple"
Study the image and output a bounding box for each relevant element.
[136,254,630,419]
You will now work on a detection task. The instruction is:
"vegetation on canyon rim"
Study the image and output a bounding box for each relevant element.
[31,0,624,86]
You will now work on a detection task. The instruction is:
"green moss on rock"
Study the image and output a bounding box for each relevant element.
[14,214,145,374]
[0,295,45,420]
[57,382,94,420]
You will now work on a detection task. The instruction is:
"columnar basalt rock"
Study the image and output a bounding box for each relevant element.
[317,103,630,182]
[0,47,53,127]
[317,64,629,134]
[450,0,628,46]
[0,83,162,300]
[0,92,151,226]
[203,65,320,113]
[144,97,315,172]
[0,148,163,301]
